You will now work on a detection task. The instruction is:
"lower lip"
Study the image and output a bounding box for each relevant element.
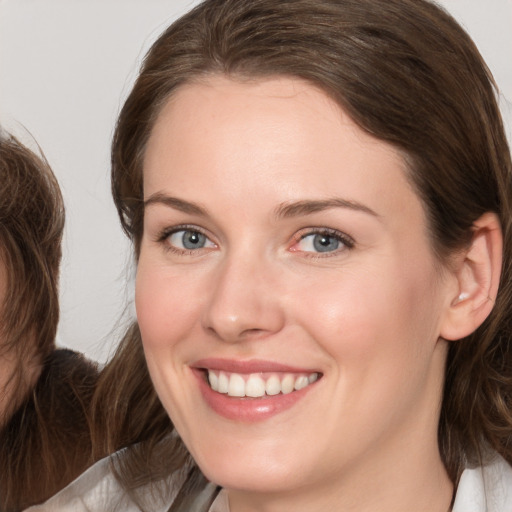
[193,369,317,422]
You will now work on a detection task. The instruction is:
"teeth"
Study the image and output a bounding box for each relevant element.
[246,374,266,397]
[281,374,295,394]
[228,373,246,397]
[294,375,309,391]
[218,372,229,393]
[206,370,319,398]
[208,371,219,391]
[265,375,281,396]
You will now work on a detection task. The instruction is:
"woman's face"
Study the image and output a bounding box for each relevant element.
[136,76,457,499]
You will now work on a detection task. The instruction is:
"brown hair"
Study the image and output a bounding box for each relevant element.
[0,349,99,511]
[0,133,64,414]
[0,135,99,511]
[100,0,512,493]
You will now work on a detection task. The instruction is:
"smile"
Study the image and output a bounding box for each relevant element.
[193,359,322,421]
[207,370,319,398]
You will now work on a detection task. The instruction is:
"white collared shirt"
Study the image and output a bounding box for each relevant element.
[25,452,512,511]
[452,454,512,511]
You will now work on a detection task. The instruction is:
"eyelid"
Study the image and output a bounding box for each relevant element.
[153,224,353,257]
[156,224,217,255]
[289,227,355,256]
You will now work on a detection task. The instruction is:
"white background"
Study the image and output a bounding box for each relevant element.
[0,0,511,363]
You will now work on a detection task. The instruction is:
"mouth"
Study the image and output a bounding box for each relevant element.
[206,369,319,398]
[192,360,322,421]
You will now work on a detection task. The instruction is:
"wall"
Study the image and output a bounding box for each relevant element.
[0,0,510,362]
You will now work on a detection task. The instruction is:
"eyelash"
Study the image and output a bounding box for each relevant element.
[156,225,216,256]
[155,225,355,257]
[291,228,355,258]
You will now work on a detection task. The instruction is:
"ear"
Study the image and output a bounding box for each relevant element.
[440,212,502,341]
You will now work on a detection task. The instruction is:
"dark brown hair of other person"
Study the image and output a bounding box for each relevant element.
[0,133,99,511]
[90,0,512,507]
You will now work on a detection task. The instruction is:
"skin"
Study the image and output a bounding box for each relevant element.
[136,76,461,512]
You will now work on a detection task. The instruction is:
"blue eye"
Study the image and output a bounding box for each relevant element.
[295,231,352,254]
[167,229,215,251]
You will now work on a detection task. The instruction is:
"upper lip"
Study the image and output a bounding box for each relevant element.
[192,358,319,374]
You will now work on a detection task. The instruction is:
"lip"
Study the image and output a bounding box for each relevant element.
[191,358,321,423]
[193,358,317,374]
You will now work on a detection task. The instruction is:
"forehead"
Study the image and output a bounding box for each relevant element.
[143,76,425,233]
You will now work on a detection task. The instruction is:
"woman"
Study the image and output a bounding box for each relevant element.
[0,132,99,511]
[28,0,512,510]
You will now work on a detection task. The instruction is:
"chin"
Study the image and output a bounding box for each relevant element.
[189,439,309,493]
[204,463,301,494]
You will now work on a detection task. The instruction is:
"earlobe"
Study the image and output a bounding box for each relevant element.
[440,212,503,341]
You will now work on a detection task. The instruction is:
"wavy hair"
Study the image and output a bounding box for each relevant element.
[0,135,99,511]
[0,133,64,417]
[96,0,512,496]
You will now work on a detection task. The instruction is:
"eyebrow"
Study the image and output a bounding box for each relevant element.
[144,193,379,219]
[144,192,208,216]
[275,198,379,219]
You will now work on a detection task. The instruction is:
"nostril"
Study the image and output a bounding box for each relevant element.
[205,321,272,343]
[240,328,267,339]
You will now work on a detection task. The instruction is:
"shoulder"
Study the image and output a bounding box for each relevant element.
[0,349,100,510]
[4,348,98,429]
[452,453,512,512]
[23,450,189,512]
[33,348,99,419]
[24,456,118,512]
[38,348,99,386]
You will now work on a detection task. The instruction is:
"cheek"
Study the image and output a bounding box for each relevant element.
[292,259,444,372]
[134,262,201,422]
[297,264,446,438]
[135,262,201,352]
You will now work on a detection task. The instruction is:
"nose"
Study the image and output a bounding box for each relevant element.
[201,252,285,343]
